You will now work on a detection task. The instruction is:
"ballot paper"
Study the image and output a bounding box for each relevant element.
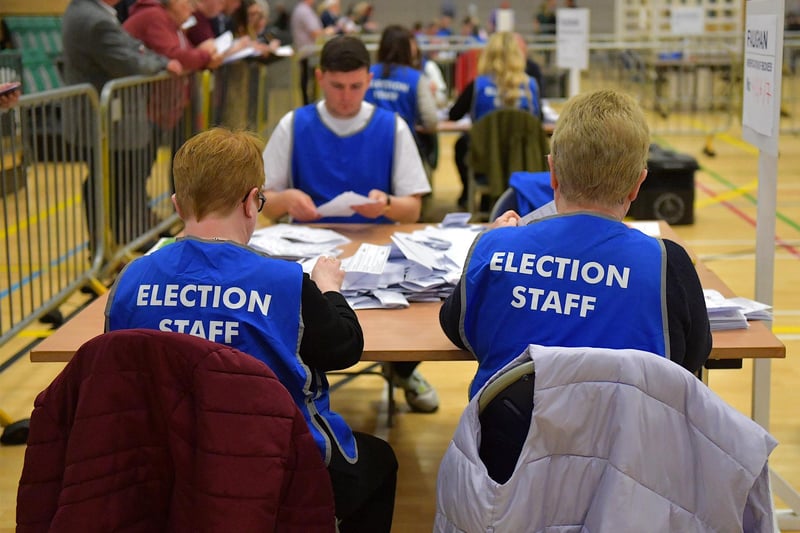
[628,221,661,237]
[249,224,349,259]
[520,201,558,225]
[181,15,197,30]
[274,45,294,57]
[223,46,259,64]
[440,212,473,228]
[703,289,772,330]
[316,191,379,218]
[215,31,234,53]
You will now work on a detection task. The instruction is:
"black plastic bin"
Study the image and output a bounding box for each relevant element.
[629,144,699,225]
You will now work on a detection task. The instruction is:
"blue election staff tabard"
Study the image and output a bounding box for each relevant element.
[365,63,422,133]
[461,213,669,398]
[290,104,395,224]
[472,74,541,122]
[105,237,358,464]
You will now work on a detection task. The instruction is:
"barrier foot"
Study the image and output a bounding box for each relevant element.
[702,135,716,157]
[85,277,108,297]
[0,409,29,445]
[771,468,800,531]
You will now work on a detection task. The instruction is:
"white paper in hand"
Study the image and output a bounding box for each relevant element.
[316,191,378,217]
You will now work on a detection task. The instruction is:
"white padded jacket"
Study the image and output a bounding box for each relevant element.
[435,344,777,533]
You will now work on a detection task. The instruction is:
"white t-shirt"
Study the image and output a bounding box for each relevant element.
[263,101,432,197]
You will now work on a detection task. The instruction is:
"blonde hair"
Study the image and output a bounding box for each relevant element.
[551,90,650,206]
[173,128,265,221]
[477,31,530,108]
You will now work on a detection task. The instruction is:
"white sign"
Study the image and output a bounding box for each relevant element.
[556,8,589,70]
[670,6,705,35]
[495,9,515,32]
[742,12,779,141]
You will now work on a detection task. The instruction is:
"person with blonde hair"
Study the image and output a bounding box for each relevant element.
[440,89,711,398]
[449,31,542,207]
[107,127,398,533]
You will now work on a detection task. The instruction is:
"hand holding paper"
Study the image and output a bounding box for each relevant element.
[316,191,379,217]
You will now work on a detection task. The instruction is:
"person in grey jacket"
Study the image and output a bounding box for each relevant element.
[62,0,183,251]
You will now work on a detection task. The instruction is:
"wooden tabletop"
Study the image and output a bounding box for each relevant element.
[30,223,785,363]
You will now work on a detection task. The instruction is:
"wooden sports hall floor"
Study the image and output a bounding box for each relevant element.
[0,126,799,531]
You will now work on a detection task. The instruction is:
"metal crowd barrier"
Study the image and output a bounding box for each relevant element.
[97,72,198,278]
[0,84,102,347]
[206,57,294,138]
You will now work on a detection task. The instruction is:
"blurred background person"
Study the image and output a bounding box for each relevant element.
[62,0,183,249]
[291,0,335,105]
[185,0,226,45]
[365,25,439,171]
[534,0,557,35]
[124,0,222,71]
[319,0,341,29]
[349,1,379,34]
[0,82,20,110]
[448,31,542,208]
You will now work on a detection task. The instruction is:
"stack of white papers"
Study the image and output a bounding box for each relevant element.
[296,225,482,310]
[703,289,773,331]
[249,224,350,259]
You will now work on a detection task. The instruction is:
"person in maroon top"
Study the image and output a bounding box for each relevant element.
[124,0,222,71]
[185,0,226,45]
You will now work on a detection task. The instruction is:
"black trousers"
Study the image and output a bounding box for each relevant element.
[328,431,398,533]
[454,132,470,204]
[300,58,313,105]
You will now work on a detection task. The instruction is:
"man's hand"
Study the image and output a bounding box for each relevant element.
[311,256,345,293]
[166,59,184,75]
[197,39,218,54]
[351,189,390,219]
[206,53,224,69]
[490,210,521,229]
[284,189,321,221]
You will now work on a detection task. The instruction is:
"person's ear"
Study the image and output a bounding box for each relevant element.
[171,194,184,218]
[547,154,558,191]
[315,68,324,84]
[627,168,648,202]
[242,188,257,218]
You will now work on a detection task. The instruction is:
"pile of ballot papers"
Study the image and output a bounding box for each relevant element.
[703,289,773,331]
[249,224,352,260]
[248,218,482,310]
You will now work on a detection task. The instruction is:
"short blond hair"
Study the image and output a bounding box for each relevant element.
[551,90,649,206]
[173,128,265,221]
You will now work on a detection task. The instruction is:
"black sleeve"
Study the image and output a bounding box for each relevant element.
[448,81,474,121]
[664,239,712,373]
[439,280,466,349]
[299,274,364,371]
[525,59,544,100]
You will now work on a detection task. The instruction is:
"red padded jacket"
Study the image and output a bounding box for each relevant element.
[17,329,335,532]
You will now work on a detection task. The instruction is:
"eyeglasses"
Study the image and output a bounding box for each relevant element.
[242,188,266,213]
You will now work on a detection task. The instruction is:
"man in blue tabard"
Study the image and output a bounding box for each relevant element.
[439,90,712,399]
[262,35,439,413]
[105,128,398,533]
[261,35,431,225]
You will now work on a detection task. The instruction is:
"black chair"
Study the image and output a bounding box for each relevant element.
[488,187,518,222]
[477,361,535,484]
